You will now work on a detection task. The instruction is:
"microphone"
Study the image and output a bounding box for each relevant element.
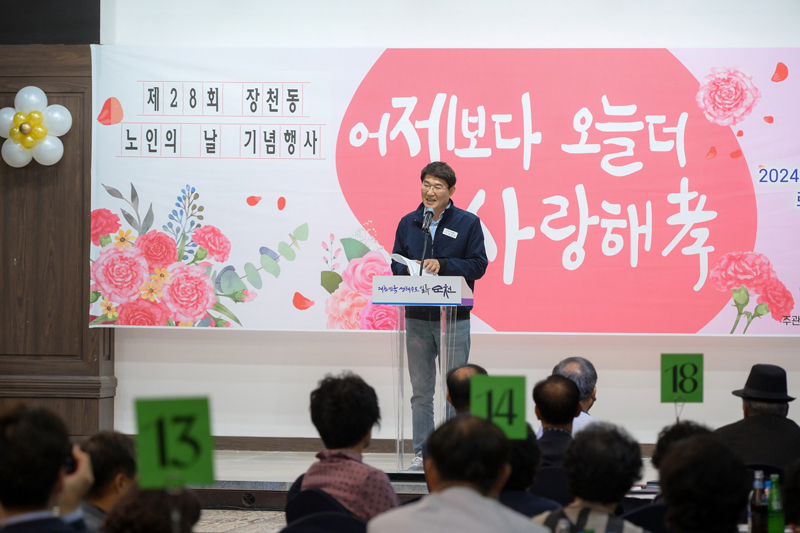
[421,208,434,231]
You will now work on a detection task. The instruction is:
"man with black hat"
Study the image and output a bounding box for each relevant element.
[713,363,800,470]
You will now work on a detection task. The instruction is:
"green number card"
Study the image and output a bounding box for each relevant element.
[470,375,527,439]
[661,354,703,403]
[135,397,214,489]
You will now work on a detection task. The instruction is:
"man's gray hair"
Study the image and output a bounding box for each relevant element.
[553,357,597,402]
[744,399,789,417]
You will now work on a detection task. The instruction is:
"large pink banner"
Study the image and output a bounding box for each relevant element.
[90,47,800,334]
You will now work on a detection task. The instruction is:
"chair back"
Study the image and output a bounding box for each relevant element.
[280,511,367,533]
[285,488,352,524]
[622,503,669,533]
[530,466,574,506]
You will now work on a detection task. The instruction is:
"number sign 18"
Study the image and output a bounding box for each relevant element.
[470,375,527,439]
[660,353,703,403]
[135,397,214,489]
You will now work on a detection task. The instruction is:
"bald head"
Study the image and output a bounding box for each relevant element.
[446,364,488,412]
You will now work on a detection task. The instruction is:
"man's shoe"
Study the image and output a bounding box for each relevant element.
[408,452,424,471]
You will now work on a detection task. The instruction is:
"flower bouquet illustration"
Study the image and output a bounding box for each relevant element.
[709,252,795,334]
[89,183,308,327]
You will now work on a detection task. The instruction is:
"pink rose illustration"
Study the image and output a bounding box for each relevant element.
[359,301,399,331]
[341,250,391,295]
[709,251,775,294]
[91,246,150,304]
[135,230,177,270]
[192,225,231,262]
[757,278,795,321]
[325,286,368,330]
[696,67,761,126]
[90,208,121,246]
[161,263,217,323]
[116,299,171,326]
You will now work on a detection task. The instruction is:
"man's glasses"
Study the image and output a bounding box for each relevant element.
[422,182,448,193]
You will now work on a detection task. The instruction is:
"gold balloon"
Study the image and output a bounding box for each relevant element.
[27,110,43,126]
[32,124,47,140]
[9,127,22,142]
[21,135,36,149]
[13,112,26,126]
[19,122,32,135]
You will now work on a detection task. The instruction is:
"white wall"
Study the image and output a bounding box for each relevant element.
[103,0,800,444]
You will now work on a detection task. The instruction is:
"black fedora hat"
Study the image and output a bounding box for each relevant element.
[733,364,795,402]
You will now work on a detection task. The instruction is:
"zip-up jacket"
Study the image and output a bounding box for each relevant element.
[391,200,488,321]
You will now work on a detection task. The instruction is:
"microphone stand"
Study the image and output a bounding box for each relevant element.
[420,227,430,277]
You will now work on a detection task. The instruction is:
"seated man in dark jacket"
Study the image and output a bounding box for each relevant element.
[0,404,94,533]
[533,375,581,467]
[714,364,800,470]
[498,423,560,517]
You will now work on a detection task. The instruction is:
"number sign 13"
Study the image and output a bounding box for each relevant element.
[661,353,703,403]
[470,375,527,440]
[135,397,214,489]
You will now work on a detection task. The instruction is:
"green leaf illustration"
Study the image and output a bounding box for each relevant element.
[89,291,102,304]
[218,267,247,295]
[131,183,139,212]
[293,223,309,241]
[167,318,175,327]
[102,183,125,200]
[141,203,154,234]
[341,237,370,261]
[99,234,112,247]
[321,271,343,294]
[89,315,116,326]
[279,241,296,261]
[244,262,263,289]
[212,301,242,326]
[261,254,281,278]
[177,233,186,262]
[120,208,139,232]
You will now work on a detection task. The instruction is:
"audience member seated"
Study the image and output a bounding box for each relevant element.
[79,431,137,533]
[368,416,548,533]
[533,422,645,533]
[649,420,712,505]
[785,459,800,533]
[301,373,399,521]
[538,357,598,438]
[659,435,750,533]
[714,364,800,470]
[103,486,200,533]
[533,375,581,467]
[0,404,95,533]
[498,423,560,517]
[419,363,488,464]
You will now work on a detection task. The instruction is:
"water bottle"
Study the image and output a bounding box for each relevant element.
[749,470,768,533]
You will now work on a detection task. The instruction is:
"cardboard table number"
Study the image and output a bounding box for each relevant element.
[661,353,704,403]
[470,375,527,439]
[135,397,214,489]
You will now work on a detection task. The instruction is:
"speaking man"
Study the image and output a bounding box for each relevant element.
[391,161,488,470]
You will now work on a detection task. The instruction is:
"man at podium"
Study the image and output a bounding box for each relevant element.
[391,161,488,470]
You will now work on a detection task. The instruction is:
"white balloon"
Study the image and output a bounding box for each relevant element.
[2,138,33,168]
[43,105,73,137]
[31,136,64,166]
[0,107,16,138]
[14,86,48,114]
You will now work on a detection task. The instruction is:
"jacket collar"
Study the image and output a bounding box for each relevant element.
[414,200,454,224]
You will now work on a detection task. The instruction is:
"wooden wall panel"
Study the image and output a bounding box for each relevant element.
[0,45,115,435]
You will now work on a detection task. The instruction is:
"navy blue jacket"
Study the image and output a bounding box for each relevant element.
[391,201,488,320]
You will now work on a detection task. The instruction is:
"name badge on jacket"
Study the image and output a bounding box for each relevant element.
[442,228,458,239]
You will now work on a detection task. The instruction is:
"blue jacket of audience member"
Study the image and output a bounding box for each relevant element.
[391,201,487,321]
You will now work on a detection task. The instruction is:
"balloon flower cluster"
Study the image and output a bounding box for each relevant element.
[0,86,72,168]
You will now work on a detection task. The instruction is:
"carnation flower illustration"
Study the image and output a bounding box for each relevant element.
[709,251,794,333]
[696,67,761,127]
[89,182,309,328]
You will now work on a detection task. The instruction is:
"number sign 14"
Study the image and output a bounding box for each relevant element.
[470,375,527,439]
[661,353,703,403]
[135,397,214,489]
